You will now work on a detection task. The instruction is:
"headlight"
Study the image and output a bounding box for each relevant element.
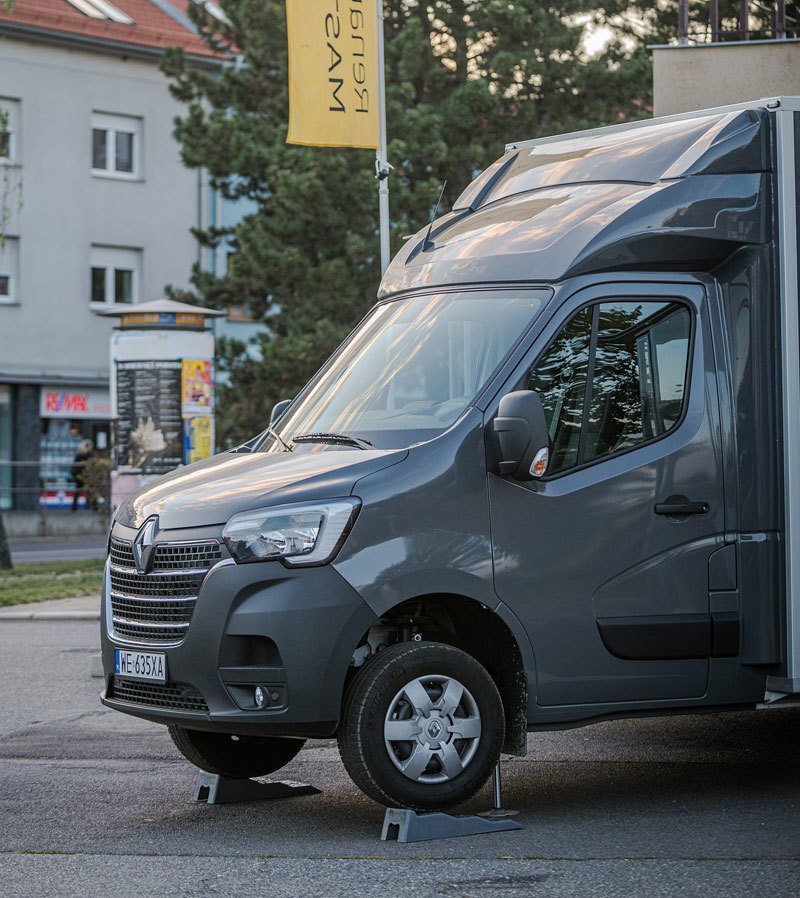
[222,499,360,566]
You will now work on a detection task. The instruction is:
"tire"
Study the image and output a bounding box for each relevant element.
[338,641,504,811]
[168,727,305,779]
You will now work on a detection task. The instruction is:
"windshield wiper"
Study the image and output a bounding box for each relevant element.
[292,432,373,450]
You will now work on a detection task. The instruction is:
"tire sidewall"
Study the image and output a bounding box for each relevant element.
[347,643,504,810]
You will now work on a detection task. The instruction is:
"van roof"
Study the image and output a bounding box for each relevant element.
[379,98,798,298]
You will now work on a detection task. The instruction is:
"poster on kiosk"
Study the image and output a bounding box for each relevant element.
[95,299,225,515]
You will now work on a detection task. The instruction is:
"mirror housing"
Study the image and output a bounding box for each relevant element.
[493,390,550,480]
[270,398,292,426]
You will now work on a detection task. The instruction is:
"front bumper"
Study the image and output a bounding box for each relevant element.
[100,543,377,738]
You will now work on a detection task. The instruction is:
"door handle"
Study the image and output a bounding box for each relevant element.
[654,500,710,516]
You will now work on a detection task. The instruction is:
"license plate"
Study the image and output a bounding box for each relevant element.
[114,649,167,684]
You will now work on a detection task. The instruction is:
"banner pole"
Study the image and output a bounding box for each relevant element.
[375,0,390,274]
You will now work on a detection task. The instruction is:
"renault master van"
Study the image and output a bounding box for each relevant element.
[102,97,800,811]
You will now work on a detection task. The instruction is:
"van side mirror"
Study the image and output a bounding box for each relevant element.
[493,390,550,480]
[270,398,292,426]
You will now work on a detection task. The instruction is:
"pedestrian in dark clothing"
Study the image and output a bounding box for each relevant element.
[71,438,94,511]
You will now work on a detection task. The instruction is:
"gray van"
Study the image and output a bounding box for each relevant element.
[101,97,800,811]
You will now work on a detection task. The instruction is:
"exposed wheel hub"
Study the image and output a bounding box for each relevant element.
[384,674,482,784]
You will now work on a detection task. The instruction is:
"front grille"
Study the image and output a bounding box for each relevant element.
[110,570,203,600]
[110,538,135,568]
[152,543,222,570]
[112,596,195,624]
[109,538,222,574]
[109,537,221,645]
[109,677,209,713]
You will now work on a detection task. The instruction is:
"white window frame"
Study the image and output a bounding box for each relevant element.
[65,0,133,24]
[91,112,142,180]
[90,245,141,307]
[0,98,20,165]
[0,237,19,305]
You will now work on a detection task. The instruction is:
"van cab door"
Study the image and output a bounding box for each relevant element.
[488,281,725,707]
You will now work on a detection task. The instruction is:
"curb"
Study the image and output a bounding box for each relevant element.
[0,610,100,621]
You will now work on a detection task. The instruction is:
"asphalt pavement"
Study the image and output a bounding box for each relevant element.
[9,534,107,564]
[1,618,798,898]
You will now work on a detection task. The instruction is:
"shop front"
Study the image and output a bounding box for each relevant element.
[39,385,111,509]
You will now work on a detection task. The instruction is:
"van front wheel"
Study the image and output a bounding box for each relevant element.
[338,642,504,810]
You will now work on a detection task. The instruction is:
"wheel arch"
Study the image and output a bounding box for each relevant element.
[345,592,530,755]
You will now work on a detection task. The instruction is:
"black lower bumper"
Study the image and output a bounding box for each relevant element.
[100,557,377,738]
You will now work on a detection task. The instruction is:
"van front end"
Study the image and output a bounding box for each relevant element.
[100,515,376,739]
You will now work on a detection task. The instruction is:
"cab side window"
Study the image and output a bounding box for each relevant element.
[528,300,691,476]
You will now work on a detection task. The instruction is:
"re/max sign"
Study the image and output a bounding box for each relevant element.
[44,392,88,414]
[40,387,111,419]
[325,0,371,115]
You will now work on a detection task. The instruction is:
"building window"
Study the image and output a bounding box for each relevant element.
[0,237,18,304]
[90,246,141,305]
[0,98,20,164]
[91,113,141,178]
[65,0,133,24]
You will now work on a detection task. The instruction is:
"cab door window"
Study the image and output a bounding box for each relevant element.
[528,307,592,473]
[527,300,691,476]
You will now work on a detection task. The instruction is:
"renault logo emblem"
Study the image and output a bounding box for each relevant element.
[133,516,159,574]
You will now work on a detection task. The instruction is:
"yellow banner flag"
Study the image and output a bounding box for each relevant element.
[286,0,379,150]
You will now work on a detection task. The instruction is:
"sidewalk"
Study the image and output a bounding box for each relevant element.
[0,594,101,620]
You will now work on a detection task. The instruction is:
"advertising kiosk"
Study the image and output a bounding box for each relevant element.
[95,299,224,515]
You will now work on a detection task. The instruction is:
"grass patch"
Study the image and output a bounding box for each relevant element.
[0,558,105,578]
[0,559,104,607]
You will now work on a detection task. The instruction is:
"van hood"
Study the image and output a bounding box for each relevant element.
[115,446,408,531]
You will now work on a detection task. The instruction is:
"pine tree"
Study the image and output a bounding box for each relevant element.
[162,1,669,446]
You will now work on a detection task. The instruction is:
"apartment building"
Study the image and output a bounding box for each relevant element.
[0,0,223,516]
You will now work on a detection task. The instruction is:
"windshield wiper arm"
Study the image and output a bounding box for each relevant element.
[291,432,373,450]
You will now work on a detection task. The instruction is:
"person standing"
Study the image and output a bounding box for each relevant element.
[71,438,94,511]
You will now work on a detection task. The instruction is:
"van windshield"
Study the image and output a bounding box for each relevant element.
[266,289,547,451]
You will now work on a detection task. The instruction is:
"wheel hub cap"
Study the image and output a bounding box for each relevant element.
[383,674,482,785]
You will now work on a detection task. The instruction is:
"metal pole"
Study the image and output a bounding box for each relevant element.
[710,0,720,42]
[678,0,689,44]
[492,760,503,810]
[740,0,749,40]
[479,760,520,818]
[375,0,390,274]
[777,0,787,39]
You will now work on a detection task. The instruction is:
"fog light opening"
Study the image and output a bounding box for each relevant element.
[254,685,267,709]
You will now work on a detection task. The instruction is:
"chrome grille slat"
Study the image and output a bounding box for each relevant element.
[112,616,191,630]
[109,537,220,645]
[110,591,197,604]
[110,565,211,578]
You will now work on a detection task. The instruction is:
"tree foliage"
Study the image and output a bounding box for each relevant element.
[163,0,674,447]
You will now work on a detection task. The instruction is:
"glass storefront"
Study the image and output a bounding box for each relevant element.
[40,418,109,509]
[38,385,110,508]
